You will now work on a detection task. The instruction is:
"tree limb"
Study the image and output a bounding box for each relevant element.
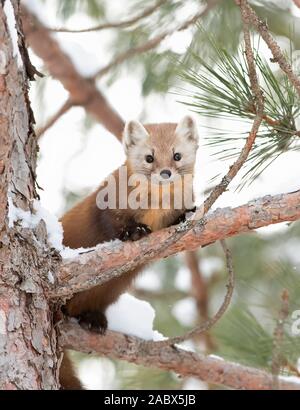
[51,0,167,33]
[21,5,125,140]
[237,0,300,97]
[58,321,300,390]
[50,190,300,300]
[294,0,300,8]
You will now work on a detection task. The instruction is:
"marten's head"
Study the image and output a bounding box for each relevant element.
[123,116,199,181]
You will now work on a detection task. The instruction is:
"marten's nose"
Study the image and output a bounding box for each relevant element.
[160,169,172,179]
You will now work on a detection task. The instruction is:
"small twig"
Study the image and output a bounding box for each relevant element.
[185,250,216,350]
[271,289,289,390]
[59,320,300,390]
[93,0,220,79]
[145,240,234,348]
[36,99,73,138]
[238,0,300,97]
[51,0,166,33]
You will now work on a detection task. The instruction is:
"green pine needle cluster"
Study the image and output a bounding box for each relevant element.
[179,37,300,187]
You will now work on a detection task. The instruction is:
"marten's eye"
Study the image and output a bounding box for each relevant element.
[145,154,154,163]
[173,153,182,161]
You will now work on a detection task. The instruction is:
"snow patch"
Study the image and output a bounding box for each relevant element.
[77,356,116,390]
[182,377,208,390]
[175,340,196,353]
[135,270,161,291]
[47,271,55,285]
[8,198,63,249]
[61,239,122,259]
[106,293,165,341]
[200,257,223,279]
[60,246,95,259]
[3,0,23,67]
[279,375,300,385]
[175,266,191,292]
[8,197,107,258]
[273,238,300,265]
[172,297,197,326]
[209,354,224,361]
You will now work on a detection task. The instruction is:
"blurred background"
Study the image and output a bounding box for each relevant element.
[23,0,300,389]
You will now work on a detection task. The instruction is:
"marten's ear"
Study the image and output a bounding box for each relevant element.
[123,120,149,152]
[175,116,199,145]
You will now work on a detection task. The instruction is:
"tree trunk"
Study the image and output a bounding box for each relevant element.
[0,0,58,389]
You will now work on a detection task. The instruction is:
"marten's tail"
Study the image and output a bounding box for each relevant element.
[59,350,83,390]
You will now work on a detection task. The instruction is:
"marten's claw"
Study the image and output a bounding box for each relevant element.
[120,223,152,241]
[77,310,108,334]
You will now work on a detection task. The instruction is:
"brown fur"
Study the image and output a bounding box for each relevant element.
[59,120,198,389]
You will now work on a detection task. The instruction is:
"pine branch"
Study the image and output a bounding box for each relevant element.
[50,190,300,300]
[21,5,125,140]
[180,34,299,186]
[58,321,300,390]
[237,0,300,97]
[50,0,167,33]
[36,99,73,138]
[93,0,221,79]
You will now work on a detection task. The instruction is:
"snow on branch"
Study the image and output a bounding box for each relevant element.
[50,190,300,300]
[59,321,300,390]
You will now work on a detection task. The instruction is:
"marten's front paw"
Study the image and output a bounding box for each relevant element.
[77,310,108,334]
[120,223,152,241]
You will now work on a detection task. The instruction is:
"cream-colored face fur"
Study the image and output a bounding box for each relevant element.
[123,116,199,181]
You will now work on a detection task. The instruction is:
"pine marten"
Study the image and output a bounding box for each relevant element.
[59,116,199,389]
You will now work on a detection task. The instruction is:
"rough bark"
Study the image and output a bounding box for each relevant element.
[21,5,125,140]
[0,0,59,389]
[238,0,300,97]
[59,321,300,390]
[51,190,300,299]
